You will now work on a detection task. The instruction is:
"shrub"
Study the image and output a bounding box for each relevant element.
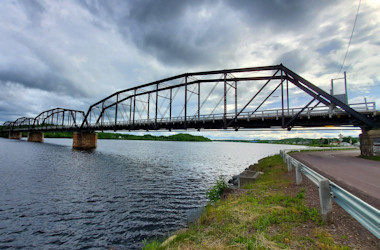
[206,177,228,202]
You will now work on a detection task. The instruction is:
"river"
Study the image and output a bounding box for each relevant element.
[0,138,304,249]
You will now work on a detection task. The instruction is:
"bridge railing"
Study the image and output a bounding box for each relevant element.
[281,149,380,239]
[3,101,376,132]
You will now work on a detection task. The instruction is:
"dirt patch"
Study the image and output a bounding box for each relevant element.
[285,170,380,249]
[221,187,248,200]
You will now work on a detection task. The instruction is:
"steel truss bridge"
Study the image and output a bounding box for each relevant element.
[3,65,379,133]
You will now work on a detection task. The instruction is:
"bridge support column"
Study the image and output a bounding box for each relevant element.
[27,132,44,142]
[359,128,380,157]
[73,132,97,150]
[8,132,22,139]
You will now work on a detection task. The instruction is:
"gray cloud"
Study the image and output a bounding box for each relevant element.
[0,32,84,97]
[316,39,343,55]
[0,0,379,126]
[224,0,334,31]
[276,49,311,73]
[18,0,45,25]
[80,0,246,67]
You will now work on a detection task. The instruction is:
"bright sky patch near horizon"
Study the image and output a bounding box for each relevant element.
[1,0,379,140]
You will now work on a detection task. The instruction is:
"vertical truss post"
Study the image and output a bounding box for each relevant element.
[198,82,200,120]
[129,98,132,125]
[155,84,158,127]
[115,94,118,131]
[70,111,74,127]
[170,88,172,121]
[286,79,289,115]
[235,81,237,123]
[133,89,136,127]
[184,76,187,129]
[223,73,227,128]
[62,111,65,127]
[101,102,105,127]
[147,93,150,121]
[50,112,53,129]
[281,69,285,128]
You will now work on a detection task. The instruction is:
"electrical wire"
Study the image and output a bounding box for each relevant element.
[337,0,361,75]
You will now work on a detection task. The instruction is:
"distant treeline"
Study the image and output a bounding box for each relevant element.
[257,137,359,146]
[0,127,211,142]
[0,126,358,145]
[97,132,211,142]
[216,137,359,146]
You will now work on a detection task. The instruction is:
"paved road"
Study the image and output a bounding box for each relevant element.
[291,150,380,209]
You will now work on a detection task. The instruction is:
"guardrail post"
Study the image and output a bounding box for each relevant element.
[281,150,286,163]
[295,163,302,185]
[318,179,332,223]
[287,157,292,172]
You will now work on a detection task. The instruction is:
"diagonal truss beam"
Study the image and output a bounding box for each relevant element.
[281,65,376,128]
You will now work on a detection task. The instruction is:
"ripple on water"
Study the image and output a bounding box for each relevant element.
[0,138,305,249]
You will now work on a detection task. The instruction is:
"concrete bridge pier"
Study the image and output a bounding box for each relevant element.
[359,128,380,157]
[8,132,22,139]
[27,132,44,142]
[73,132,97,150]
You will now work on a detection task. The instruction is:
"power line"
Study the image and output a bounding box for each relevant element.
[337,0,362,75]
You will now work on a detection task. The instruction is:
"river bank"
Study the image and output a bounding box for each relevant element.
[143,154,379,249]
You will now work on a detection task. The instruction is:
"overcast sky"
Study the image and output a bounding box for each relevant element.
[1,0,379,139]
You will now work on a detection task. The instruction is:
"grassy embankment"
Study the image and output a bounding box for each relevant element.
[143,155,351,249]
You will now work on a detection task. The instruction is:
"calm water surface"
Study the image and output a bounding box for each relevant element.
[0,138,304,249]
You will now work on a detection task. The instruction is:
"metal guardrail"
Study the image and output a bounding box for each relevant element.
[280,149,380,239]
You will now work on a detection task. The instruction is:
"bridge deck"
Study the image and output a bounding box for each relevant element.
[5,105,377,132]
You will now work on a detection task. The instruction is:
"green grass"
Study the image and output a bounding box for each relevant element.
[359,155,380,161]
[142,154,351,249]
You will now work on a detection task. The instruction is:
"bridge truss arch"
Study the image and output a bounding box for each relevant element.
[32,108,86,131]
[80,64,378,131]
[2,108,86,132]
[3,65,378,133]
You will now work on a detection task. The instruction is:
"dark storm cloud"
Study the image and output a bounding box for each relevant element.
[0,31,85,97]
[224,0,334,31]
[80,0,336,69]
[80,0,244,67]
